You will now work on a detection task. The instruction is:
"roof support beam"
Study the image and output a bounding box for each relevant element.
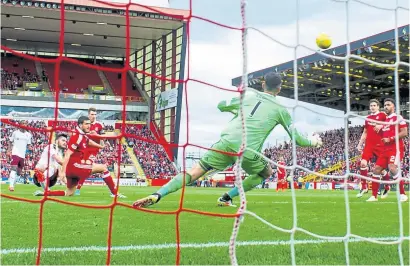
[301,72,390,97]
[299,58,397,96]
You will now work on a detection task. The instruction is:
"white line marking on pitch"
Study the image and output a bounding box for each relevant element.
[1,200,402,204]
[0,237,405,255]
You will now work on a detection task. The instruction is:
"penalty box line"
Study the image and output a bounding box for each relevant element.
[1,237,407,255]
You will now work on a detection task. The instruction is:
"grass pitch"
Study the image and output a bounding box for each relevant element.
[1,185,409,265]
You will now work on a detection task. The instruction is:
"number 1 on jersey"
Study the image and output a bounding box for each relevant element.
[250,101,262,117]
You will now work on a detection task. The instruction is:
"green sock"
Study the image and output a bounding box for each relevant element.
[157,173,192,198]
[227,174,264,199]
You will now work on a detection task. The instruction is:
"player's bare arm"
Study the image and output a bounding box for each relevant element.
[60,149,73,180]
[89,129,106,147]
[52,154,64,165]
[382,127,408,144]
[88,139,105,149]
[357,128,367,151]
[57,165,67,185]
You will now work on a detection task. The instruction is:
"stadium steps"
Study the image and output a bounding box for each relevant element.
[97,70,115,95]
[34,61,49,92]
[303,156,360,182]
[117,130,146,178]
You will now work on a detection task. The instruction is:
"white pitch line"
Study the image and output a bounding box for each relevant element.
[0,200,403,204]
[1,237,406,255]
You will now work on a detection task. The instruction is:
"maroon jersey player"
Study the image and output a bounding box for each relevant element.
[367,98,408,202]
[35,116,119,197]
[356,99,387,198]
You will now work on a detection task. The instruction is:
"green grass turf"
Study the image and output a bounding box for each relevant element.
[1,185,409,265]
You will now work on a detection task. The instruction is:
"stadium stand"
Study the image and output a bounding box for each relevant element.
[50,120,113,134]
[93,140,133,167]
[102,62,141,97]
[1,118,407,183]
[125,124,177,179]
[42,60,102,94]
[233,25,410,120]
[1,54,37,76]
[1,55,40,91]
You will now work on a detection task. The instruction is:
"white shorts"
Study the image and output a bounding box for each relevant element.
[36,164,59,179]
[44,168,57,179]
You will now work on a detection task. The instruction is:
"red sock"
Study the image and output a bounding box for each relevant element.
[76,176,86,190]
[382,172,390,191]
[276,182,280,191]
[399,180,405,195]
[46,190,65,196]
[372,174,380,197]
[103,171,116,194]
[360,167,368,189]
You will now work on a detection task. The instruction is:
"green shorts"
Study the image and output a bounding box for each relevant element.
[199,139,268,175]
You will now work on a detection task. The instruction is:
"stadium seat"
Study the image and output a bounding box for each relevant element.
[42,61,103,94]
[1,55,40,91]
[102,63,141,98]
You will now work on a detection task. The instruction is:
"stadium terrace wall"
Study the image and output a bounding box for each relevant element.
[0,106,144,121]
[1,96,148,120]
[1,96,148,112]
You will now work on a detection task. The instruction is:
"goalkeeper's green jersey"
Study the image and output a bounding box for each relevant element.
[217,89,312,152]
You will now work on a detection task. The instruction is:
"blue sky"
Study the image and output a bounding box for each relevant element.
[131,0,409,162]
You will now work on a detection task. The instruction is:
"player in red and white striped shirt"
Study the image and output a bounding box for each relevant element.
[356,99,387,198]
[367,98,408,202]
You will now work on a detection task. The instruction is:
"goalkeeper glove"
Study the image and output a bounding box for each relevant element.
[308,134,323,148]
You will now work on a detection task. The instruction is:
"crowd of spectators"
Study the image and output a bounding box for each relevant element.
[125,124,177,179]
[93,140,132,168]
[1,68,40,91]
[1,120,408,183]
[264,126,364,179]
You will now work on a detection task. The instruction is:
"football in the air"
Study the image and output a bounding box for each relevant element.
[316,33,332,49]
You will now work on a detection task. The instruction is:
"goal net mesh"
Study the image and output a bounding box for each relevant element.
[0,0,409,265]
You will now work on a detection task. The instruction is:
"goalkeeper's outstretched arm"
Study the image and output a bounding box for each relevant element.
[279,109,321,147]
[217,97,240,115]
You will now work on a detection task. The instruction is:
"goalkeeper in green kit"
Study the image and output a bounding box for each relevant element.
[133,72,323,208]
